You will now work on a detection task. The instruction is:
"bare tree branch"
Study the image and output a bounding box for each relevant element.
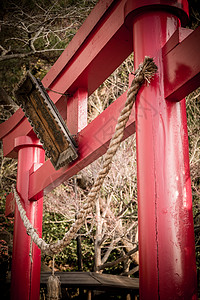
[121,265,139,276]
[97,245,138,271]
[0,48,64,62]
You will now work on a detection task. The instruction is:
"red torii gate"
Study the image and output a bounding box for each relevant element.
[0,0,199,299]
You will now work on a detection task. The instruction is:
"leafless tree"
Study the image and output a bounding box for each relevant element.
[0,1,97,63]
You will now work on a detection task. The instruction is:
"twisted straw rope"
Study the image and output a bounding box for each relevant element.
[13,57,157,256]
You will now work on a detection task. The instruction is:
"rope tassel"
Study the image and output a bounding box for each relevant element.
[47,256,61,300]
[12,57,157,256]
[47,275,61,300]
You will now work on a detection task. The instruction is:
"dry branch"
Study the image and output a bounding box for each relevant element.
[97,245,138,271]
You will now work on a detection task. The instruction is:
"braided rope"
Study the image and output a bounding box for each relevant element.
[13,57,157,256]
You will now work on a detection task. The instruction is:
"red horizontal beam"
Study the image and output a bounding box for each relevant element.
[0,109,25,141]
[162,27,193,56]
[41,0,132,113]
[29,91,135,199]
[2,118,32,158]
[163,26,200,101]
[0,0,132,153]
[42,0,117,89]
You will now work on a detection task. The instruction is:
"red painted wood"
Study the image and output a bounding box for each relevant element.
[0,1,199,299]
[67,88,88,135]
[1,118,32,158]
[29,90,136,199]
[124,0,189,27]
[164,25,200,101]
[132,8,197,300]
[0,108,25,140]
[43,0,132,110]
[162,27,193,56]
[0,0,132,154]
[42,0,116,88]
[5,193,15,217]
[0,0,193,157]
[11,136,45,300]
[29,163,44,201]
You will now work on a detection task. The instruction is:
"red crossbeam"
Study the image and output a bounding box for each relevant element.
[163,26,200,101]
[1,26,200,199]
[29,91,135,199]
[0,0,132,158]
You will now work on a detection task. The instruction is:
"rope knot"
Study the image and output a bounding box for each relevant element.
[134,56,158,84]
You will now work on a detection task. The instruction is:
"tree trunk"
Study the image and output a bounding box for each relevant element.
[0,87,17,113]
[94,198,102,272]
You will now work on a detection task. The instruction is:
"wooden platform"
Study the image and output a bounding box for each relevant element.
[41,272,139,292]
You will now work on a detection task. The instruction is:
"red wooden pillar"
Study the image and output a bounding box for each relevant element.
[11,136,45,300]
[127,1,198,299]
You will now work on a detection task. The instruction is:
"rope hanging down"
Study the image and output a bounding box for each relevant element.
[12,56,158,256]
